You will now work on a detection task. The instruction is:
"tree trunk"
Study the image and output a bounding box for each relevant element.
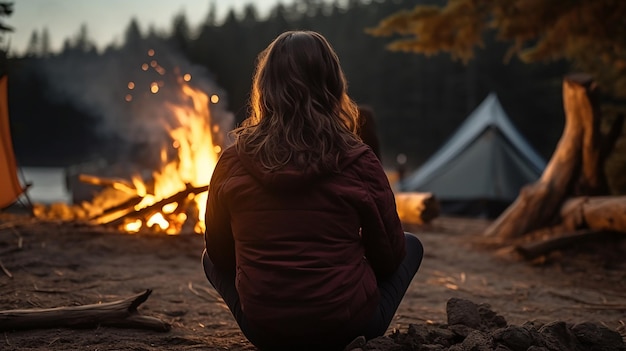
[484,74,605,241]
[0,289,170,332]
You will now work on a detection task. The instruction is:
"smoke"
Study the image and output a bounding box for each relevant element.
[39,42,234,164]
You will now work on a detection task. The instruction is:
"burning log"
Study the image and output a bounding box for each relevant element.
[78,174,137,195]
[88,195,144,224]
[395,192,440,225]
[104,184,208,229]
[0,289,170,332]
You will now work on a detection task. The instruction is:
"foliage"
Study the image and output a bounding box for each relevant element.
[368,0,626,99]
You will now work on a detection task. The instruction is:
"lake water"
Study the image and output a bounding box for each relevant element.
[19,167,72,204]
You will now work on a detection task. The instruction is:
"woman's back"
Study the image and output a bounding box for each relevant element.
[202,30,421,351]
[205,143,406,347]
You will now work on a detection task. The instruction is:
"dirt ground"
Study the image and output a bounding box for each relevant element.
[1,212,625,350]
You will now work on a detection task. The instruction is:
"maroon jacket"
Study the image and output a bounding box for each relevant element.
[204,143,406,344]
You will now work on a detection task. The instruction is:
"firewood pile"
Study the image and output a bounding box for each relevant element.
[32,174,208,234]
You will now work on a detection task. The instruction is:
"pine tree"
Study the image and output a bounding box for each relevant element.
[0,2,12,75]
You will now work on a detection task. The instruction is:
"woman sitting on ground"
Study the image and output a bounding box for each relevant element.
[202,30,424,350]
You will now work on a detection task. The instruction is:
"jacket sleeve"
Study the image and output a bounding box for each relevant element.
[204,150,236,273]
[357,150,406,279]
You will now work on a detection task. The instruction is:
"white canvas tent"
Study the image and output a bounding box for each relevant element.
[398,93,546,218]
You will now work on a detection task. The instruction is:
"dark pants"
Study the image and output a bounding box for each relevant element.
[201,233,424,349]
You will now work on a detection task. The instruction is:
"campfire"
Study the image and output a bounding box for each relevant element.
[33,50,231,235]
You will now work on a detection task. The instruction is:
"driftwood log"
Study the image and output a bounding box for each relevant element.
[515,229,620,259]
[484,74,624,245]
[559,196,626,232]
[514,196,626,259]
[395,192,440,225]
[0,289,170,332]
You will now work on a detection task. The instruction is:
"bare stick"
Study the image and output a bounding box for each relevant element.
[0,260,12,278]
[0,289,170,332]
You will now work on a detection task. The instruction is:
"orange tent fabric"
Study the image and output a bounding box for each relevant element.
[0,75,25,209]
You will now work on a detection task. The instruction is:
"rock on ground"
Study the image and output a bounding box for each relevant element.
[349,298,626,351]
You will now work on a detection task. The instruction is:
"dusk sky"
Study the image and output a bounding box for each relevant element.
[6,0,300,55]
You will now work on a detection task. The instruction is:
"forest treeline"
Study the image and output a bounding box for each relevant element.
[7,0,569,172]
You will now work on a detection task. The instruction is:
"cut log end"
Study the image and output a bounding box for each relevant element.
[395,192,440,225]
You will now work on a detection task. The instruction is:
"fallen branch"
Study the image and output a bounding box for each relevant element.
[0,289,170,332]
[0,260,12,278]
[547,289,626,309]
[515,229,601,260]
[512,195,626,259]
[187,282,227,309]
[561,196,626,232]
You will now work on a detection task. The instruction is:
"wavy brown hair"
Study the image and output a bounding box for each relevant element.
[233,30,361,173]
